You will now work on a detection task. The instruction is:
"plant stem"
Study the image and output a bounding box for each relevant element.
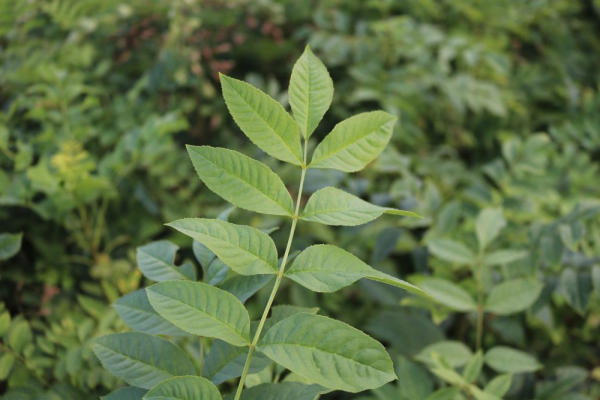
[475,255,484,351]
[233,141,308,400]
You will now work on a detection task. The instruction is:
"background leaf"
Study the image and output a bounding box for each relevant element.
[476,208,506,251]
[0,232,22,261]
[428,239,476,265]
[485,279,543,315]
[416,341,474,367]
[418,278,477,312]
[484,346,542,373]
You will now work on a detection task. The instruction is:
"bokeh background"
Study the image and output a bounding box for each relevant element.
[1,0,599,399]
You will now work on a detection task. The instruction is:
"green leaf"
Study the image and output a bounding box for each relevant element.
[0,311,11,336]
[560,268,591,315]
[483,249,528,266]
[289,46,334,139]
[462,350,484,383]
[193,207,233,282]
[593,265,600,296]
[285,244,426,296]
[425,387,461,400]
[0,353,15,380]
[5,318,32,354]
[0,232,22,261]
[204,306,317,384]
[187,146,294,216]
[147,281,251,346]
[416,341,473,367]
[101,387,148,400]
[203,338,272,385]
[93,332,195,389]
[484,346,542,374]
[418,278,477,312]
[144,376,221,400]
[113,289,189,336]
[476,208,506,251]
[218,274,274,303]
[225,382,327,400]
[167,218,278,276]
[484,374,512,397]
[301,187,421,226]
[397,356,433,399]
[484,279,543,315]
[309,111,396,172]
[221,74,303,165]
[257,313,397,393]
[137,241,196,282]
[428,239,476,265]
[470,386,502,400]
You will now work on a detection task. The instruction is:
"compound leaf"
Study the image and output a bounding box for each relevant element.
[187,146,294,216]
[285,245,425,296]
[144,376,221,400]
[113,289,189,336]
[147,281,251,346]
[301,187,421,226]
[289,46,334,139]
[309,111,396,172]
[221,74,303,165]
[93,332,195,389]
[167,218,278,276]
[485,279,543,315]
[136,241,196,282]
[257,313,397,392]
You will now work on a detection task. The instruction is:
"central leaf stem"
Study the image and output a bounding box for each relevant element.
[233,140,308,400]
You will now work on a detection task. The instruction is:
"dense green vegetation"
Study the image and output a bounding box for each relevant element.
[1,0,599,399]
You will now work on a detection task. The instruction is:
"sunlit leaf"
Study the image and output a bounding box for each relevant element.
[257,313,397,392]
[187,146,294,216]
[147,281,251,346]
[309,111,396,172]
[289,46,334,139]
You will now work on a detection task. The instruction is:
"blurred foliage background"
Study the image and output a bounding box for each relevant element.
[1,0,599,399]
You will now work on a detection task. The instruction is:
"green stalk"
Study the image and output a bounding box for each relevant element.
[233,140,308,400]
[475,254,484,351]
